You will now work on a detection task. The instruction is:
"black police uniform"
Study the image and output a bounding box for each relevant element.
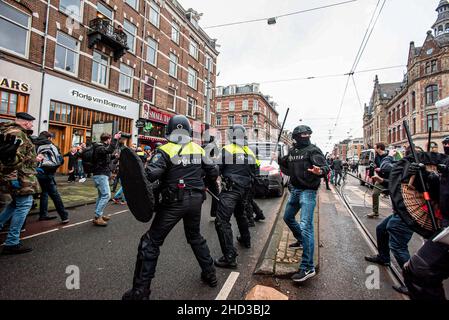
[214,143,260,268]
[123,120,218,300]
[403,155,449,300]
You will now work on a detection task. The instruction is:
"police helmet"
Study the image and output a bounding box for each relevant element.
[228,124,247,145]
[166,115,192,144]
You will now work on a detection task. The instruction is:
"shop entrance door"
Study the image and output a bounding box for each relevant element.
[48,125,68,174]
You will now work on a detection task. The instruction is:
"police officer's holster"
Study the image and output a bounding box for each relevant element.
[129,188,214,299]
[215,178,251,260]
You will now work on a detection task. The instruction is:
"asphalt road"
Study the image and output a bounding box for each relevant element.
[0,195,284,300]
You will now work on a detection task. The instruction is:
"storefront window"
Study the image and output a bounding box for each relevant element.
[0,91,18,115]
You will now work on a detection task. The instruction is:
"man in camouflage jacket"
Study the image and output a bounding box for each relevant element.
[0,112,43,255]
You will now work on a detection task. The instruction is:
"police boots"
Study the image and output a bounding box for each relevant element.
[201,271,218,287]
[122,288,151,300]
[214,256,238,269]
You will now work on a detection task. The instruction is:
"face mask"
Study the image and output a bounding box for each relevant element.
[295,137,311,148]
[444,146,449,156]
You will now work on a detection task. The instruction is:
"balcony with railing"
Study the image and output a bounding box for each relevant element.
[88,18,129,60]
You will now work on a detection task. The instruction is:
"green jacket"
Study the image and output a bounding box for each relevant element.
[0,122,41,196]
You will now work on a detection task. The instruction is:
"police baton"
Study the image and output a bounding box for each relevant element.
[403,120,438,232]
[270,108,290,165]
[206,188,220,202]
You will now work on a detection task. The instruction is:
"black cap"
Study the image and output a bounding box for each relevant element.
[16,112,36,121]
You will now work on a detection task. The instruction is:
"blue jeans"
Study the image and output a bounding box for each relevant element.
[0,195,33,246]
[113,187,126,202]
[376,213,414,269]
[283,188,317,271]
[93,175,111,217]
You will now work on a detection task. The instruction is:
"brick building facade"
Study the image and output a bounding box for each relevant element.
[215,83,280,144]
[0,0,218,172]
[363,0,449,152]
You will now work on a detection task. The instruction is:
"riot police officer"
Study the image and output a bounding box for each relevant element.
[214,124,260,269]
[279,125,327,282]
[122,115,218,300]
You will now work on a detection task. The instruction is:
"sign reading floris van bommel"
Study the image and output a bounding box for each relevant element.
[0,77,30,93]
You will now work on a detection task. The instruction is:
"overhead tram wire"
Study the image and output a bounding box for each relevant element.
[352,76,365,113]
[328,0,387,146]
[203,0,358,29]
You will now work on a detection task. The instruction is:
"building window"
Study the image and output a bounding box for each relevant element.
[149,1,160,28]
[169,53,178,78]
[171,21,180,44]
[189,38,199,60]
[188,67,198,90]
[392,127,396,143]
[229,101,235,111]
[253,100,259,111]
[216,87,223,96]
[187,97,196,118]
[397,125,401,141]
[91,51,109,86]
[0,1,31,58]
[0,91,18,116]
[388,111,391,125]
[205,54,213,71]
[146,37,158,66]
[242,115,248,125]
[396,105,400,120]
[97,2,113,20]
[425,85,439,105]
[119,64,133,95]
[59,0,82,19]
[144,76,155,104]
[229,86,236,95]
[123,20,136,54]
[216,115,222,126]
[216,102,221,111]
[54,32,79,75]
[427,114,439,132]
[242,100,249,110]
[228,115,235,126]
[167,88,176,111]
[125,0,138,11]
[392,109,396,123]
[253,114,258,125]
[388,130,391,144]
[412,118,416,134]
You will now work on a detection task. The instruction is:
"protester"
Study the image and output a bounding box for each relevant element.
[0,113,42,255]
[34,131,69,223]
[64,147,80,183]
[332,156,343,186]
[91,132,121,226]
[368,142,389,218]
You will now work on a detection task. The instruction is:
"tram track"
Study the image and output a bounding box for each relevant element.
[334,178,408,297]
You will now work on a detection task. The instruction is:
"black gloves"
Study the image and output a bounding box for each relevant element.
[407,162,426,177]
[0,133,22,164]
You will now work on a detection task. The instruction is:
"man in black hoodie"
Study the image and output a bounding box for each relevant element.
[34,131,69,224]
[279,125,328,283]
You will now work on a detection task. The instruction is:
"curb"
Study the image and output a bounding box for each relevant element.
[254,191,321,278]
[253,192,288,275]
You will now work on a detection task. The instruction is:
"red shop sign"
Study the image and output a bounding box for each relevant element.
[142,103,172,124]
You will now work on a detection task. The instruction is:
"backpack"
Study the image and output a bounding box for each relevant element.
[81,144,97,174]
[37,144,63,169]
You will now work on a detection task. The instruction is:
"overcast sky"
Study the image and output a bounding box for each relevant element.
[181,0,438,152]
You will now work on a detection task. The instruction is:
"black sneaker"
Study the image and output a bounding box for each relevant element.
[292,269,316,282]
[289,241,303,250]
[248,219,256,227]
[201,272,218,287]
[214,256,237,269]
[61,219,70,225]
[1,243,33,255]
[364,255,390,266]
[39,215,57,221]
[237,236,251,248]
[254,213,266,222]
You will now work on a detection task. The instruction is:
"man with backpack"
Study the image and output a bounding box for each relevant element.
[34,131,69,224]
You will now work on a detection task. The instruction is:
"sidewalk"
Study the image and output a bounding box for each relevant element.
[29,175,101,215]
[255,189,320,277]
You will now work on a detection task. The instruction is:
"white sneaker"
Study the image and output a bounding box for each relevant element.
[79,178,87,183]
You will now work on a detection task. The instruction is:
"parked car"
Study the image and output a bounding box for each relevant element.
[248,141,289,197]
[358,149,375,186]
